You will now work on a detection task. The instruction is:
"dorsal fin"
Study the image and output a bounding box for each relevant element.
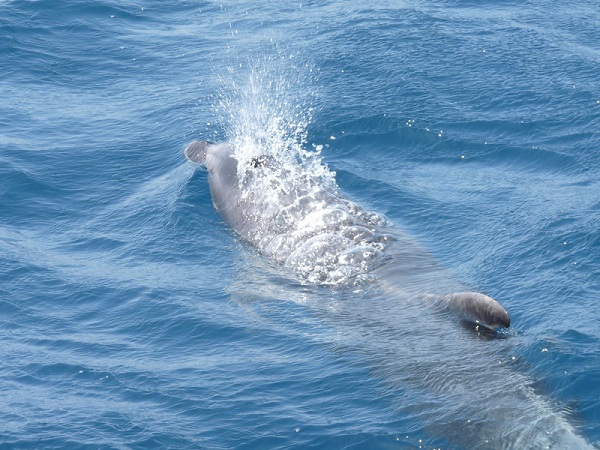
[184,140,210,165]
[444,292,511,329]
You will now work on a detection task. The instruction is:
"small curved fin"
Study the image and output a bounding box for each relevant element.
[444,292,511,329]
[184,140,210,165]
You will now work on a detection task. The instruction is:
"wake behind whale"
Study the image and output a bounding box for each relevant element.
[184,57,595,449]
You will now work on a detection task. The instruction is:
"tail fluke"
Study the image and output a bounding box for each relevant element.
[444,292,510,329]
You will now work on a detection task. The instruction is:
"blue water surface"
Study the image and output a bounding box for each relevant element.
[1,1,599,448]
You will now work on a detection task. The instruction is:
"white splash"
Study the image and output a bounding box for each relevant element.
[214,54,390,285]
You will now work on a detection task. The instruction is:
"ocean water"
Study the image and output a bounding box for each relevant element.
[1,0,599,448]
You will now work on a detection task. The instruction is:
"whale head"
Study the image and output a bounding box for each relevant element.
[184,140,209,165]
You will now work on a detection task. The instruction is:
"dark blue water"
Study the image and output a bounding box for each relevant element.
[1,1,599,448]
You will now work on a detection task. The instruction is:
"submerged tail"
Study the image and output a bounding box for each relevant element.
[444,292,510,329]
[184,140,209,165]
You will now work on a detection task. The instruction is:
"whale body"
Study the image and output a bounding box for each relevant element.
[184,139,509,330]
[184,138,599,449]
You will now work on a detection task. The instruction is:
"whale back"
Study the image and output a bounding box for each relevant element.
[184,139,510,329]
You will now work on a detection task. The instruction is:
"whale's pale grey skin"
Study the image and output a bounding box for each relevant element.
[185,139,509,329]
[185,139,596,449]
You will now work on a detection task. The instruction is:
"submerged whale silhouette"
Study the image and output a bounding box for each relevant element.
[184,139,510,330]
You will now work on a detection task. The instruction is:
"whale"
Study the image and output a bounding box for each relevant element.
[184,138,597,449]
[184,139,509,330]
